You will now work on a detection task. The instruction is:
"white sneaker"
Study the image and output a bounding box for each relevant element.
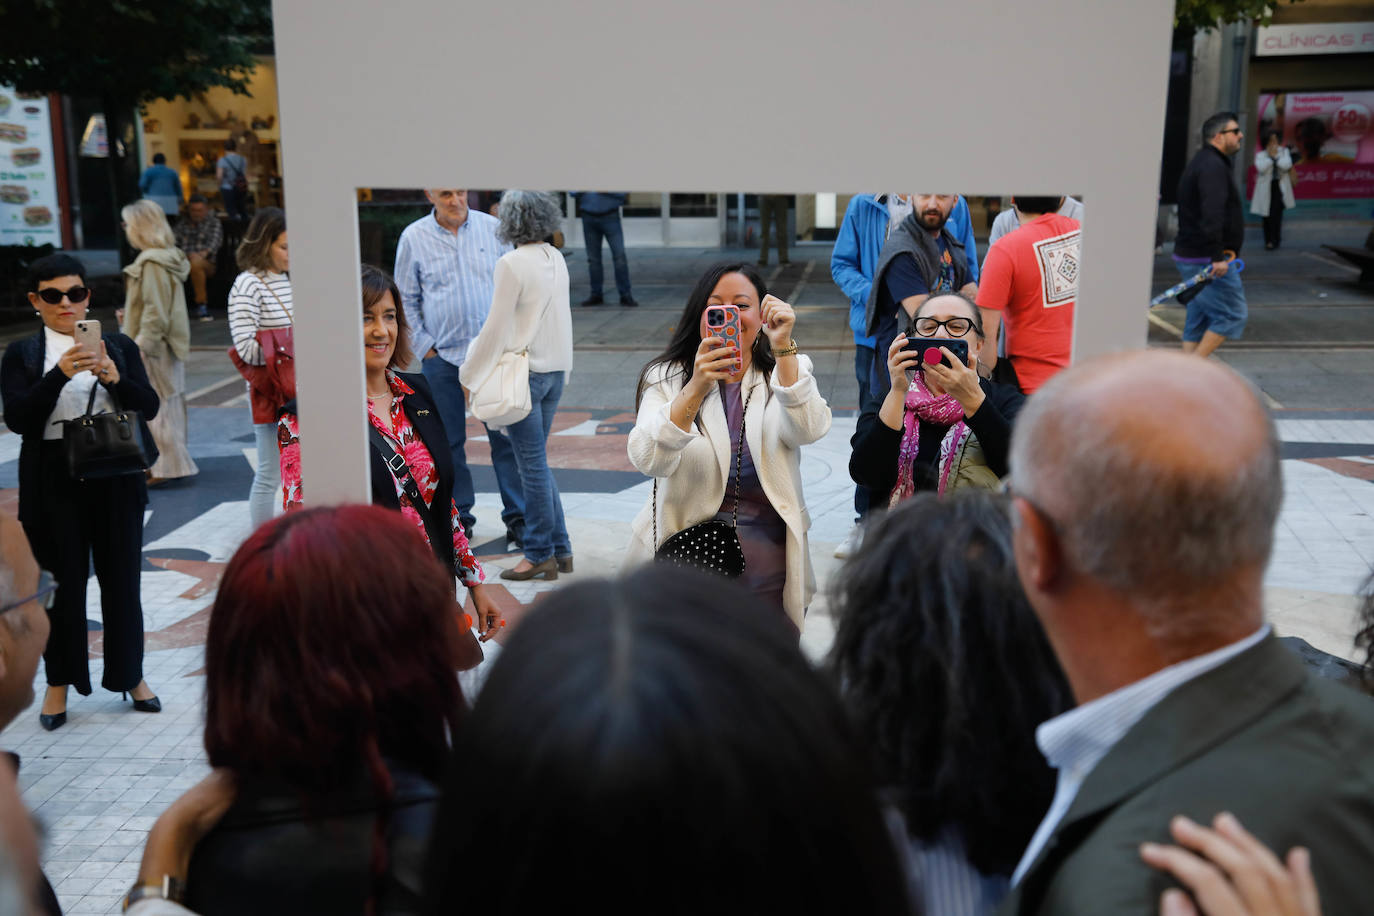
[834,525,864,559]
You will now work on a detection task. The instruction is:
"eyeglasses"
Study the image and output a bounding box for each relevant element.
[36,286,90,305]
[912,317,972,337]
[1218,128,1243,135]
[0,570,58,615]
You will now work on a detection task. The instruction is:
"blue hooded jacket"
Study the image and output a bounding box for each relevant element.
[830,194,979,348]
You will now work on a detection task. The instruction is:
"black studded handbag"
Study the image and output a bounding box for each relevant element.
[652,387,750,578]
[58,381,157,481]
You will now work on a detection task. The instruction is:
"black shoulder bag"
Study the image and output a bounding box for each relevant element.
[58,382,156,481]
[652,385,751,578]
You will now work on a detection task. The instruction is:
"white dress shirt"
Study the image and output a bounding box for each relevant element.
[1011,624,1271,885]
[393,209,512,366]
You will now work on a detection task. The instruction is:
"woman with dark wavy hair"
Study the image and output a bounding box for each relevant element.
[182,504,467,915]
[828,491,1072,916]
[627,263,830,629]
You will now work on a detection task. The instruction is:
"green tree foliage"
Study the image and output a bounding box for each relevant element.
[0,0,272,105]
[1176,0,1305,34]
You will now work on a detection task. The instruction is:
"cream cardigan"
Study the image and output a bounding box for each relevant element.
[460,243,572,388]
[626,356,832,628]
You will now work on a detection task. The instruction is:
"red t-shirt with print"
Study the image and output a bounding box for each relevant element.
[976,213,1081,393]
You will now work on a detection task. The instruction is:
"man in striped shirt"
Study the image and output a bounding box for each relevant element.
[1000,350,1374,915]
[394,189,525,545]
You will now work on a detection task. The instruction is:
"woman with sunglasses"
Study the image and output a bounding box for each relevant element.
[0,254,162,731]
[849,292,1024,502]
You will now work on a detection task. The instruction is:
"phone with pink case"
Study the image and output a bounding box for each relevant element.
[704,305,743,374]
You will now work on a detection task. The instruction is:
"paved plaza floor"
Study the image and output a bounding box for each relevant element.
[1,233,1370,912]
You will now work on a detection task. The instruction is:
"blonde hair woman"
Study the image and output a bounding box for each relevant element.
[121,198,198,481]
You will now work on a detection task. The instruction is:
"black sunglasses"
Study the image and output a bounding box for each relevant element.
[36,286,90,305]
[0,570,58,615]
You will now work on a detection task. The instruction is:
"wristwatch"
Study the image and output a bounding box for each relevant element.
[124,875,185,911]
[774,339,799,358]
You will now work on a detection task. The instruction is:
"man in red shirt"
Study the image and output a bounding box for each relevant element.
[976,196,1081,393]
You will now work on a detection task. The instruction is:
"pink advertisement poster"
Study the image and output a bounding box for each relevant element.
[1254,91,1374,200]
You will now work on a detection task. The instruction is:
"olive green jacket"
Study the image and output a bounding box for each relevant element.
[1000,636,1374,916]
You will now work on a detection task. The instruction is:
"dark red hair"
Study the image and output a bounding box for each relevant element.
[204,505,465,899]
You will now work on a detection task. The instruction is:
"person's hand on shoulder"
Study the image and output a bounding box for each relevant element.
[1140,813,1320,916]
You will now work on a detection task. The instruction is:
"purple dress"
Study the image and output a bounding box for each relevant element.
[716,382,788,616]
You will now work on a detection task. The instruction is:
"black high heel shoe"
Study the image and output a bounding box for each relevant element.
[38,711,66,731]
[122,691,162,713]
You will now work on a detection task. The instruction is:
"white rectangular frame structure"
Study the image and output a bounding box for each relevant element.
[272,0,1174,504]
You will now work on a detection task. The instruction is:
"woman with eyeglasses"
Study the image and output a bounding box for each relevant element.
[850,291,1024,502]
[0,253,162,731]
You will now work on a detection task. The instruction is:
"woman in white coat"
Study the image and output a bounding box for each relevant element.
[1252,130,1296,250]
[628,263,831,631]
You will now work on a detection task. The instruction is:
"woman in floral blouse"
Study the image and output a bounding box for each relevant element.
[277,265,501,637]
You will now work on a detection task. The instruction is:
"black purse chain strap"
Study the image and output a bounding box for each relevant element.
[653,381,753,550]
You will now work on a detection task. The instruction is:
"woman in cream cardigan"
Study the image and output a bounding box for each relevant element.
[628,263,831,630]
[1251,130,1296,250]
[461,191,574,581]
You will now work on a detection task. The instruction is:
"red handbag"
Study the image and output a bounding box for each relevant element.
[227,275,296,423]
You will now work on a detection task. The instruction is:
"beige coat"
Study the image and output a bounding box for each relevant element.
[122,247,191,361]
[626,356,831,628]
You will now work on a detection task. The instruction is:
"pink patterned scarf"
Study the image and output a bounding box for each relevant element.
[888,371,970,505]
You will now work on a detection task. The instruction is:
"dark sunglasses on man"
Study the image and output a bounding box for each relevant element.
[35,286,91,305]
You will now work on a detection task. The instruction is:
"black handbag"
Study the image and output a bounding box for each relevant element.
[652,386,751,578]
[58,382,155,481]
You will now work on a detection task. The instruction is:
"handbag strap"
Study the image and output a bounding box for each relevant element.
[652,380,752,549]
[367,424,444,541]
[516,252,558,355]
[254,272,293,328]
[83,374,122,417]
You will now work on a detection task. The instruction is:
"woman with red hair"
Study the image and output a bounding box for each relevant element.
[173,504,470,915]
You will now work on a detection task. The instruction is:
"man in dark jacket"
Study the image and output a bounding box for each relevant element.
[1173,111,1247,358]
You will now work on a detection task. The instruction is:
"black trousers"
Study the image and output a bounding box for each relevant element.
[22,441,146,695]
[757,195,789,264]
[1262,180,1284,248]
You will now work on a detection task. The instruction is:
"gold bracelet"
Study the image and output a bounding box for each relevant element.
[774,339,799,358]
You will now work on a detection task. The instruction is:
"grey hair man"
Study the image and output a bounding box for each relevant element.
[1000,350,1374,915]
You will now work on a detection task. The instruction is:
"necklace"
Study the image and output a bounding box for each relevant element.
[366,388,392,399]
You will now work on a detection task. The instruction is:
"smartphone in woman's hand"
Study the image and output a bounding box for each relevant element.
[705,306,742,373]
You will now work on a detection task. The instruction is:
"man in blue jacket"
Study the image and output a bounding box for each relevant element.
[829,194,979,556]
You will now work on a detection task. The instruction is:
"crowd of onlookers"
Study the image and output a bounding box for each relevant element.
[2,114,1370,911]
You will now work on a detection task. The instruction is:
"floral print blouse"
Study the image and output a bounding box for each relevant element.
[278,370,485,587]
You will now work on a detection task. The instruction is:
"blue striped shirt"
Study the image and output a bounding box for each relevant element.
[393,209,511,366]
[1011,624,1271,886]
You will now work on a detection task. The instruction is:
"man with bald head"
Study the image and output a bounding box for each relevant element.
[1000,351,1374,915]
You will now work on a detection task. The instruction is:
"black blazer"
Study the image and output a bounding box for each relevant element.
[0,331,160,521]
[185,761,440,916]
[281,372,457,576]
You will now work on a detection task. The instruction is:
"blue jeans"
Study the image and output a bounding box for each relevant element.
[853,344,875,520]
[421,355,525,532]
[1176,260,1248,342]
[505,371,571,564]
[250,420,280,530]
[582,213,632,299]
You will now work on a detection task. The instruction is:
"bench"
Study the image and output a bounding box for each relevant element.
[1323,228,1374,284]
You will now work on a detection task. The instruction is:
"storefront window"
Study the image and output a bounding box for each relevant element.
[669,193,717,217]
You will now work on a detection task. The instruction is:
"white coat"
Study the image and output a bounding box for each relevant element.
[626,356,831,628]
[1251,148,1296,215]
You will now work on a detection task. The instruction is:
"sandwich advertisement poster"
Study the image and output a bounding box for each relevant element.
[0,85,60,247]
